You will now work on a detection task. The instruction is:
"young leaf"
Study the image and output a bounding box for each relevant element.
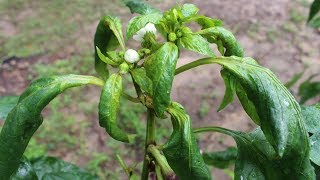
[308,0,320,22]
[202,147,238,169]
[163,102,211,179]
[99,73,135,143]
[144,42,178,116]
[178,33,215,57]
[96,47,118,66]
[126,13,162,40]
[103,16,126,51]
[94,17,119,80]
[0,75,104,179]
[125,0,160,15]
[30,156,97,179]
[190,15,222,28]
[197,27,244,57]
[130,68,153,95]
[218,69,236,111]
[0,96,19,120]
[301,104,320,134]
[195,127,316,179]
[181,4,199,18]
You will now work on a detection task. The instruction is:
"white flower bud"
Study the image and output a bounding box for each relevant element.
[133,23,157,42]
[124,49,140,63]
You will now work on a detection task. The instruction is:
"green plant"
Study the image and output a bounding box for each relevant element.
[1,1,320,180]
[308,0,320,28]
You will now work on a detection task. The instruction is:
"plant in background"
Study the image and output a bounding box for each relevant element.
[308,0,320,28]
[0,1,320,180]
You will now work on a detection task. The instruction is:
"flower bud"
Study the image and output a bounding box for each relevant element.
[168,33,177,42]
[124,49,140,63]
[119,62,129,74]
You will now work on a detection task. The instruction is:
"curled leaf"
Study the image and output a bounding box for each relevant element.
[163,102,211,180]
[0,75,103,179]
[99,74,135,143]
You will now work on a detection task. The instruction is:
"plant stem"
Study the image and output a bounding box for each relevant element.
[147,145,175,179]
[116,154,130,177]
[175,57,214,75]
[141,109,156,180]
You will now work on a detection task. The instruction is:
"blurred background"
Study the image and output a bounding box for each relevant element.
[0,0,319,179]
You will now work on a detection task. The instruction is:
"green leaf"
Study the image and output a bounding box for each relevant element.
[31,156,97,179]
[0,96,19,120]
[95,47,118,66]
[178,33,214,57]
[301,104,320,134]
[99,73,134,143]
[308,0,320,22]
[189,15,222,28]
[130,68,153,95]
[126,13,162,40]
[203,147,237,169]
[125,0,160,15]
[163,102,211,179]
[213,56,304,157]
[309,16,320,28]
[310,132,320,166]
[144,42,178,116]
[195,127,316,179]
[236,84,261,125]
[11,157,37,180]
[298,75,320,104]
[0,75,103,179]
[181,4,199,18]
[198,27,244,57]
[218,69,236,111]
[94,15,125,80]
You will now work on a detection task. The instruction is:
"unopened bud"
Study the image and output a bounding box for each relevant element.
[124,49,140,63]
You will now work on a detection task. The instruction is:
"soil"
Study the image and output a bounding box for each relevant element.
[1,0,319,179]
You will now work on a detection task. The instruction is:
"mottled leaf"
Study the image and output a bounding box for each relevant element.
[178,33,214,57]
[0,96,19,120]
[181,4,199,18]
[31,156,97,179]
[144,42,178,116]
[195,127,315,179]
[198,27,244,57]
[125,0,160,15]
[11,157,37,180]
[126,13,162,40]
[0,75,103,179]
[310,133,320,166]
[99,74,135,143]
[131,68,153,95]
[189,15,222,28]
[301,104,320,134]
[163,102,211,179]
[203,147,237,169]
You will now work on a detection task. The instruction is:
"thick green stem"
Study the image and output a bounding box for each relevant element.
[147,145,175,179]
[141,109,156,180]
